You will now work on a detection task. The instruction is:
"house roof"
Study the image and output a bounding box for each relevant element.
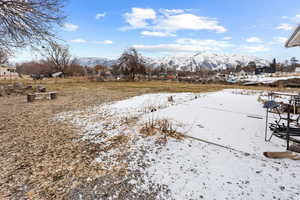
[285,24,300,48]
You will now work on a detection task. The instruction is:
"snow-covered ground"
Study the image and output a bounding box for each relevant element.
[244,75,300,84]
[57,89,300,200]
[56,93,198,142]
[143,90,285,154]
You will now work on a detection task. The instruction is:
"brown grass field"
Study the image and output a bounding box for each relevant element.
[0,78,297,199]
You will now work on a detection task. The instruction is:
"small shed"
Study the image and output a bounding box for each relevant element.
[52,71,63,78]
[0,66,18,79]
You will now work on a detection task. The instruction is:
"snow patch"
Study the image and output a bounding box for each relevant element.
[56,89,300,199]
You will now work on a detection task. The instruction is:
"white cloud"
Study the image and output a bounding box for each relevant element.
[122,8,156,30]
[280,14,300,22]
[159,9,185,15]
[276,23,294,31]
[155,13,226,33]
[96,13,106,19]
[69,39,113,45]
[103,40,113,44]
[223,37,232,40]
[133,38,232,53]
[176,38,232,48]
[63,23,79,31]
[240,45,269,53]
[70,38,86,43]
[273,37,287,44]
[122,8,226,34]
[246,37,263,43]
[133,44,203,52]
[95,40,113,45]
[141,31,176,37]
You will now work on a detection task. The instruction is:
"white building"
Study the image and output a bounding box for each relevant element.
[286,25,300,74]
[236,70,248,78]
[286,24,300,48]
[295,67,300,73]
[0,66,18,79]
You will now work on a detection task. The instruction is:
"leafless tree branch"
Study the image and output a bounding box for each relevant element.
[0,49,8,65]
[0,0,66,53]
[42,42,71,73]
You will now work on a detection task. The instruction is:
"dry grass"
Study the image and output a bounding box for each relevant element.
[0,77,297,199]
[140,118,185,141]
[102,135,130,152]
[0,81,140,200]
[1,77,296,95]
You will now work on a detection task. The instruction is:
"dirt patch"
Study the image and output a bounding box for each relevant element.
[64,173,171,200]
[0,84,138,199]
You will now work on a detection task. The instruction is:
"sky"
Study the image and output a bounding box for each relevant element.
[15,0,300,62]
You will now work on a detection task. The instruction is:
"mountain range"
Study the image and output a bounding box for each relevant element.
[78,52,270,71]
[78,57,118,67]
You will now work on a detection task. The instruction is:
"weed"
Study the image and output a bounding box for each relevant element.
[140,117,184,140]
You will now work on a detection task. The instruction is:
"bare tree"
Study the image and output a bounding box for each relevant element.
[94,64,109,76]
[0,0,65,52]
[16,60,53,76]
[42,42,71,73]
[65,58,87,76]
[118,48,146,80]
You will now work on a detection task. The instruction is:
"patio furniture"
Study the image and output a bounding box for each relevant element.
[264,92,300,150]
[27,91,58,103]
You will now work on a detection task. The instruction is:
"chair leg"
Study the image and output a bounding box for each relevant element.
[265,133,274,142]
[265,109,269,142]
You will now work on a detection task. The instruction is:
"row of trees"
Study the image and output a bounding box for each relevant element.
[15,46,149,79]
[15,45,300,79]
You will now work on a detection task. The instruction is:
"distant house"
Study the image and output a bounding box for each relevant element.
[255,66,276,75]
[216,72,229,80]
[0,66,18,79]
[167,74,177,80]
[295,67,300,73]
[236,69,247,78]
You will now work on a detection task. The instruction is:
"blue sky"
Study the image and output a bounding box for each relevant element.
[16,0,300,62]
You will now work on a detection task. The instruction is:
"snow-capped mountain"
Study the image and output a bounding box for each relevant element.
[146,52,270,71]
[78,57,117,67]
[78,52,270,71]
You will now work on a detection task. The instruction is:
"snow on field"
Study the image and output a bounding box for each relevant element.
[141,90,300,199]
[143,138,300,200]
[143,89,285,154]
[56,93,197,142]
[57,89,300,200]
[244,75,300,84]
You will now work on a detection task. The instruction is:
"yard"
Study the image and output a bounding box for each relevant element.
[1,79,300,199]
